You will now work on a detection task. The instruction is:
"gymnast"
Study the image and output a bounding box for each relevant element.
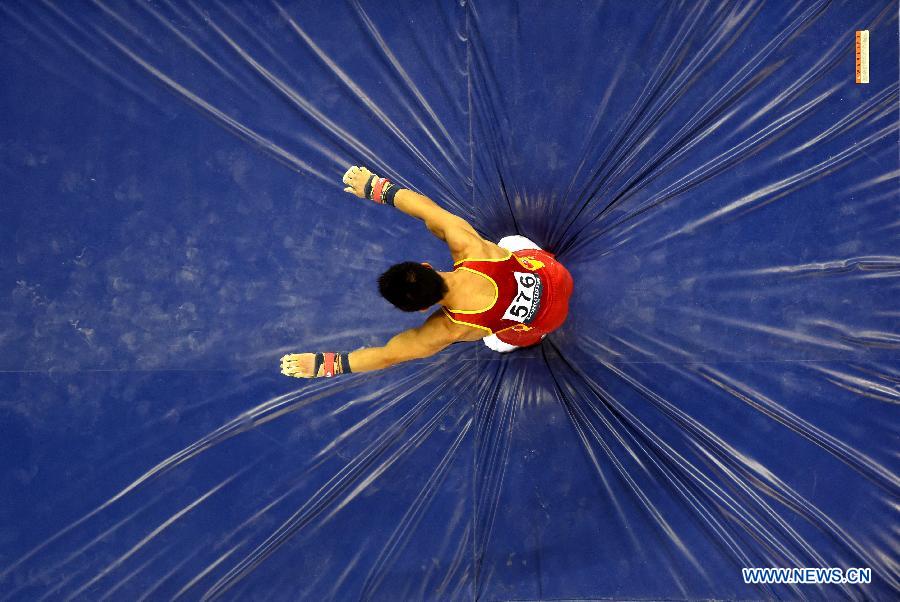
[280,166,574,378]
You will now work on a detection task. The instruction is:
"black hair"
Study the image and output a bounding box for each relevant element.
[378,262,448,312]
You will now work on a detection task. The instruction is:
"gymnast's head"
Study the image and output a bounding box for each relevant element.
[378,262,449,312]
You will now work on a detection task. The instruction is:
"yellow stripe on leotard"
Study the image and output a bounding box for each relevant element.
[440,308,532,336]
[446,267,498,314]
[440,266,499,334]
[452,249,512,266]
[441,307,494,334]
[443,249,536,335]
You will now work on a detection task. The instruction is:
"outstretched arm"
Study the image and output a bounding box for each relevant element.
[342,165,481,255]
[281,310,459,378]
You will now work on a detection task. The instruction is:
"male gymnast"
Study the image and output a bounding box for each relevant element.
[280,166,574,378]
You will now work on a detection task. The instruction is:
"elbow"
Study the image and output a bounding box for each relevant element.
[377,357,398,370]
[380,348,438,370]
[425,222,448,242]
[377,348,404,370]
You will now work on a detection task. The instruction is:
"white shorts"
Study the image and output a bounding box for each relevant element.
[482,235,543,353]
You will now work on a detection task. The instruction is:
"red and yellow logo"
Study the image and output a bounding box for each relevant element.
[516,256,545,271]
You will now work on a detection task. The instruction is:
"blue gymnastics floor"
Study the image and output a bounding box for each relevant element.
[1,1,898,600]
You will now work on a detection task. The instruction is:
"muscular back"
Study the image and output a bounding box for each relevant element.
[441,233,510,342]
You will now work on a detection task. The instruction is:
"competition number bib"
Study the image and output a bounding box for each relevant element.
[502,272,543,324]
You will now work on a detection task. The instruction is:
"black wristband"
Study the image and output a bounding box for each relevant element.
[313,352,324,377]
[383,183,399,207]
[313,352,351,377]
[363,175,376,200]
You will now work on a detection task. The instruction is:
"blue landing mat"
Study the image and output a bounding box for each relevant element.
[1,1,898,600]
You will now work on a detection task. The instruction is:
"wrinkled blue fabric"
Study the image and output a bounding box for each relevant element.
[1,1,897,600]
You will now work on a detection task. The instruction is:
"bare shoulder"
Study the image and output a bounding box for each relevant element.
[448,235,509,264]
[425,308,485,343]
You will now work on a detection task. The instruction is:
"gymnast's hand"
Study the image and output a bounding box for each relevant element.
[342,165,374,198]
[280,353,318,378]
[281,352,351,378]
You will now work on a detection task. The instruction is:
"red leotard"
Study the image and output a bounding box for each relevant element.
[442,248,574,347]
